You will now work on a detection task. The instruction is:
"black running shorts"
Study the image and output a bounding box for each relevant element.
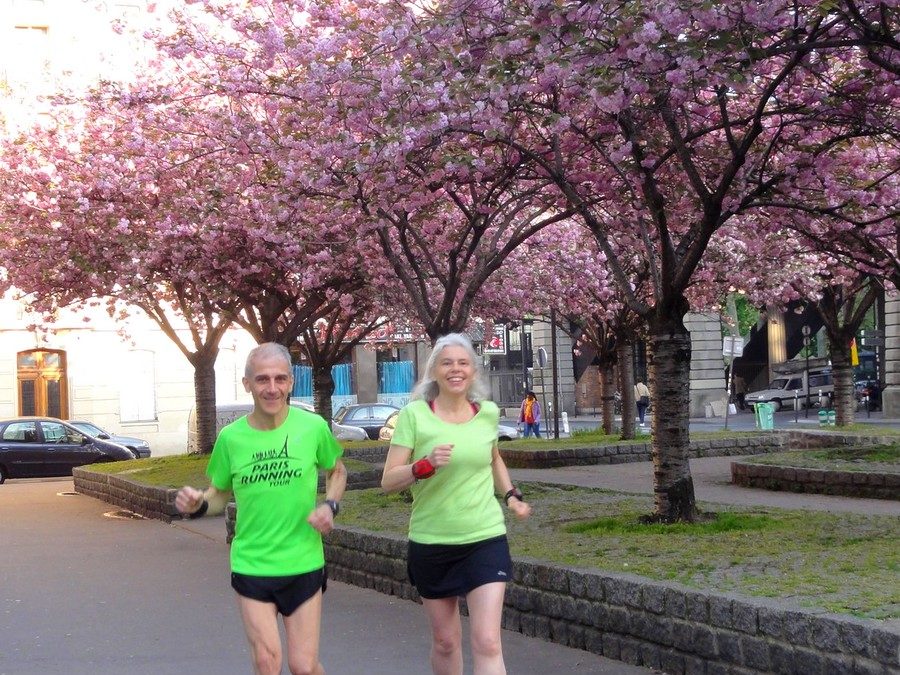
[407,535,512,599]
[231,567,327,616]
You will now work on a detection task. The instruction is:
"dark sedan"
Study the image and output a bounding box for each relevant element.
[333,403,400,440]
[68,420,152,458]
[0,417,137,484]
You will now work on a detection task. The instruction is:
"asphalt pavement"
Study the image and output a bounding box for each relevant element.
[1,478,656,675]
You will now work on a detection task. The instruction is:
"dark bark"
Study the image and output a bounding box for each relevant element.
[815,280,879,426]
[599,360,616,435]
[647,312,698,522]
[312,367,337,422]
[617,341,635,440]
[188,348,218,455]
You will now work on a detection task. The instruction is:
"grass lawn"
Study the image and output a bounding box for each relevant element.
[745,445,900,473]
[89,453,374,487]
[88,436,899,621]
[338,484,899,620]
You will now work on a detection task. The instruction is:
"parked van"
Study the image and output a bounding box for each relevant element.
[745,369,833,411]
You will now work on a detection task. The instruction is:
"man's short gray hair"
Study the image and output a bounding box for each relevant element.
[411,333,489,402]
[245,342,293,378]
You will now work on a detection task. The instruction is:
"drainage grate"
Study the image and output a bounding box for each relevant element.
[57,491,80,496]
[103,510,144,520]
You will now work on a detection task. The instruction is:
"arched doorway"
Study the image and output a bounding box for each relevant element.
[17,349,69,418]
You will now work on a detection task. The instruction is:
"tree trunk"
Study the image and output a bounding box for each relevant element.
[648,315,698,522]
[312,365,336,423]
[600,360,616,435]
[617,341,635,440]
[831,346,855,426]
[189,349,218,455]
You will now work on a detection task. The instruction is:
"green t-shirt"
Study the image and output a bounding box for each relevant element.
[206,406,342,576]
[391,399,505,545]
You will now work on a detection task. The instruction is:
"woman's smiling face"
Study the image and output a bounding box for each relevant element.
[434,345,475,397]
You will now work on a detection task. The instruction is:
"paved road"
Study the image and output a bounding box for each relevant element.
[502,408,894,436]
[511,454,900,516]
[1,478,656,675]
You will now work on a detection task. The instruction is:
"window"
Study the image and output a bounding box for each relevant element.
[41,421,68,443]
[120,350,156,423]
[17,349,67,418]
[3,421,38,442]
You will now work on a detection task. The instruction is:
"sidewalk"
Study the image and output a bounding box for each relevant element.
[510,454,900,516]
[2,479,657,675]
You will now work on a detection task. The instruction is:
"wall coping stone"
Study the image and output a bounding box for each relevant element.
[731,461,900,500]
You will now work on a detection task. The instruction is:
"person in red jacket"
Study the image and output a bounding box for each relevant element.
[518,391,542,438]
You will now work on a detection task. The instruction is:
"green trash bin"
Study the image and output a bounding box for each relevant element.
[754,402,775,430]
[818,410,829,426]
[827,410,836,426]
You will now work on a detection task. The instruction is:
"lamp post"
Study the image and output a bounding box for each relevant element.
[802,325,811,417]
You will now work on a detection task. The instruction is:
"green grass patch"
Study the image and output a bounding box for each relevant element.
[565,512,776,536]
[337,483,900,619]
[749,445,899,472]
[89,454,374,488]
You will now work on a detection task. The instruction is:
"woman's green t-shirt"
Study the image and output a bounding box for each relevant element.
[391,399,505,545]
[206,406,342,576]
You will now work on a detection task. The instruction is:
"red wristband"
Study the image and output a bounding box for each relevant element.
[412,457,436,480]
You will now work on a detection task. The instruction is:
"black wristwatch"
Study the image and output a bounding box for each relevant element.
[324,499,340,517]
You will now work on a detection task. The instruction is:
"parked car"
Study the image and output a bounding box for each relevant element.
[0,417,137,484]
[188,401,368,450]
[378,410,521,442]
[334,403,401,440]
[745,369,833,411]
[67,420,152,458]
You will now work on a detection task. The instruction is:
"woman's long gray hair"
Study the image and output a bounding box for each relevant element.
[411,333,489,402]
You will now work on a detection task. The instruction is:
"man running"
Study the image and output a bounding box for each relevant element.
[176,342,346,675]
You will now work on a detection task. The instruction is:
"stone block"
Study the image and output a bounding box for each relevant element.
[603,577,643,609]
[643,583,667,614]
[769,642,795,674]
[731,600,758,634]
[601,633,621,660]
[583,627,604,655]
[619,637,643,666]
[716,631,743,665]
[852,656,889,675]
[782,610,812,647]
[665,589,688,619]
[536,563,570,593]
[741,635,772,671]
[673,620,694,652]
[839,618,871,657]
[869,626,900,665]
[809,615,842,653]
[793,646,828,674]
[709,596,734,629]
[660,648,686,675]
[686,591,711,623]
[692,624,719,659]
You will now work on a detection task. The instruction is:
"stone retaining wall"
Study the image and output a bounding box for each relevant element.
[500,434,789,469]
[73,467,182,521]
[731,462,900,500]
[325,527,899,675]
[72,467,382,524]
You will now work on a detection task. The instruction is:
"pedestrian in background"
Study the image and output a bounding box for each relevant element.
[518,390,542,439]
[634,380,651,426]
[381,333,531,675]
[176,342,347,675]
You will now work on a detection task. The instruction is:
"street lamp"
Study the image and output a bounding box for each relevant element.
[802,325,811,417]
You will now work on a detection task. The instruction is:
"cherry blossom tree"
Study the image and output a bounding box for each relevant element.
[409,0,900,521]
